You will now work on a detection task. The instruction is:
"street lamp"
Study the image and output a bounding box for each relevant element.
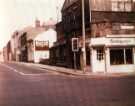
[81,0,86,73]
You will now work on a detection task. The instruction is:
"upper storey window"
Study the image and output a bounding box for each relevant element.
[112,0,132,12]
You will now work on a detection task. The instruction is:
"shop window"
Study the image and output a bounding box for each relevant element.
[97,49,104,61]
[110,48,133,65]
[110,49,124,65]
[125,48,133,64]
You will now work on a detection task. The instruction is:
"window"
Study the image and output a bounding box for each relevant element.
[111,0,132,12]
[125,48,133,64]
[125,2,132,11]
[110,48,133,65]
[110,49,124,64]
[112,1,118,11]
[97,49,104,61]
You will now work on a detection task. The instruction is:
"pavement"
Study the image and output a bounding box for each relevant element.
[10,61,135,78]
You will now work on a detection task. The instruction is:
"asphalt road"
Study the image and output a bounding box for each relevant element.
[0,62,135,106]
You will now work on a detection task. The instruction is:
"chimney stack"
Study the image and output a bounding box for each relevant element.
[35,19,40,28]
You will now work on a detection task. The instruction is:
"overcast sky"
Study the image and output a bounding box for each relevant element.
[0,0,64,50]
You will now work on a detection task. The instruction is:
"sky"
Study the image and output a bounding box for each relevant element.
[0,0,65,50]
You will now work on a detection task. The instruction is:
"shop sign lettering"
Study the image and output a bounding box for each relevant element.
[109,38,135,45]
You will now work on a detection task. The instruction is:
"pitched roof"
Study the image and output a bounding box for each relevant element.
[62,0,78,11]
[19,19,56,41]
[19,26,45,41]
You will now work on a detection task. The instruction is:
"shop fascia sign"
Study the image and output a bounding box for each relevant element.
[90,37,135,46]
[108,38,135,46]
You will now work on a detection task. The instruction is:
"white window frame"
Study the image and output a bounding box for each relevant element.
[96,48,104,61]
[110,47,134,65]
[111,0,132,12]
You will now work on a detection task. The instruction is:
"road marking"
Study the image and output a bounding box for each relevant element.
[0,63,60,76]
[0,63,26,75]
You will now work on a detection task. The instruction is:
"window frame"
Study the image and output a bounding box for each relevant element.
[96,48,104,61]
[111,0,132,12]
[110,48,134,65]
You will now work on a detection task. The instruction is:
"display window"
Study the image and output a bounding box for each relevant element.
[110,48,133,65]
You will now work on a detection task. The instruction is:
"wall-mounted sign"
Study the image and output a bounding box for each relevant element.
[35,40,49,51]
[109,38,135,46]
[90,37,135,47]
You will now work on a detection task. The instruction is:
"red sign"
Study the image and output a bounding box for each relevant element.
[35,40,49,51]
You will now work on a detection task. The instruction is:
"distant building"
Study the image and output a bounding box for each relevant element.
[0,51,4,62]
[3,41,12,62]
[50,0,135,73]
[18,20,57,63]
[3,47,8,62]
[50,22,67,67]
[10,31,19,61]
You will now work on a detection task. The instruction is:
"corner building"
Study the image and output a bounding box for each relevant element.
[89,0,135,73]
[53,0,135,73]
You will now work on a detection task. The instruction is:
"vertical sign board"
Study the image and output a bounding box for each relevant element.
[72,38,79,52]
[72,38,79,70]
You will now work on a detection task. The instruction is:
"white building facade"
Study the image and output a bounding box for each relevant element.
[90,35,135,73]
[28,28,57,63]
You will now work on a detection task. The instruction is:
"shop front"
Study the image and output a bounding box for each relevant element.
[90,35,135,73]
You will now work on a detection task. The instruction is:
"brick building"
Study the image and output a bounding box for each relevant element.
[50,0,135,73]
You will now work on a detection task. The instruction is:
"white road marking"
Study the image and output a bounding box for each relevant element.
[0,63,26,75]
[0,63,60,76]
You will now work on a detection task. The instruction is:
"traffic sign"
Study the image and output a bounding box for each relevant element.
[72,38,79,52]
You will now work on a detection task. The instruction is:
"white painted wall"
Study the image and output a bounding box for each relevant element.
[32,28,57,63]
[34,51,49,63]
[90,36,135,73]
[109,65,135,73]
[28,45,34,62]
[35,28,57,48]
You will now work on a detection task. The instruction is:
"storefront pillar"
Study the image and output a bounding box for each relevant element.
[133,47,135,64]
[105,47,110,73]
[90,47,93,72]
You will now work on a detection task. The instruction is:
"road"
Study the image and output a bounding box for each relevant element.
[0,62,135,106]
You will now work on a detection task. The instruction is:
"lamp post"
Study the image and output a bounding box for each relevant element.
[82,0,86,73]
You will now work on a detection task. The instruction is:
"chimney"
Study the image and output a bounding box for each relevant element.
[35,19,40,28]
[42,22,46,28]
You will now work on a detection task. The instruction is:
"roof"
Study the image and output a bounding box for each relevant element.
[19,26,45,41]
[62,0,78,11]
[19,19,56,41]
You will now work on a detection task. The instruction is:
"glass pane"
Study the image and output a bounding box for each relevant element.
[126,49,133,64]
[119,2,125,11]
[112,2,118,11]
[125,3,132,11]
[97,49,104,61]
[110,49,124,65]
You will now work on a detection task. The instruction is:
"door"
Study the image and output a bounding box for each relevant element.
[91,48,105,72]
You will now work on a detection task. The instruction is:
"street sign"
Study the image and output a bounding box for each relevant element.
[72,38,79,52]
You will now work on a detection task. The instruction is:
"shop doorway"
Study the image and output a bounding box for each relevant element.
[94,48,105,72]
